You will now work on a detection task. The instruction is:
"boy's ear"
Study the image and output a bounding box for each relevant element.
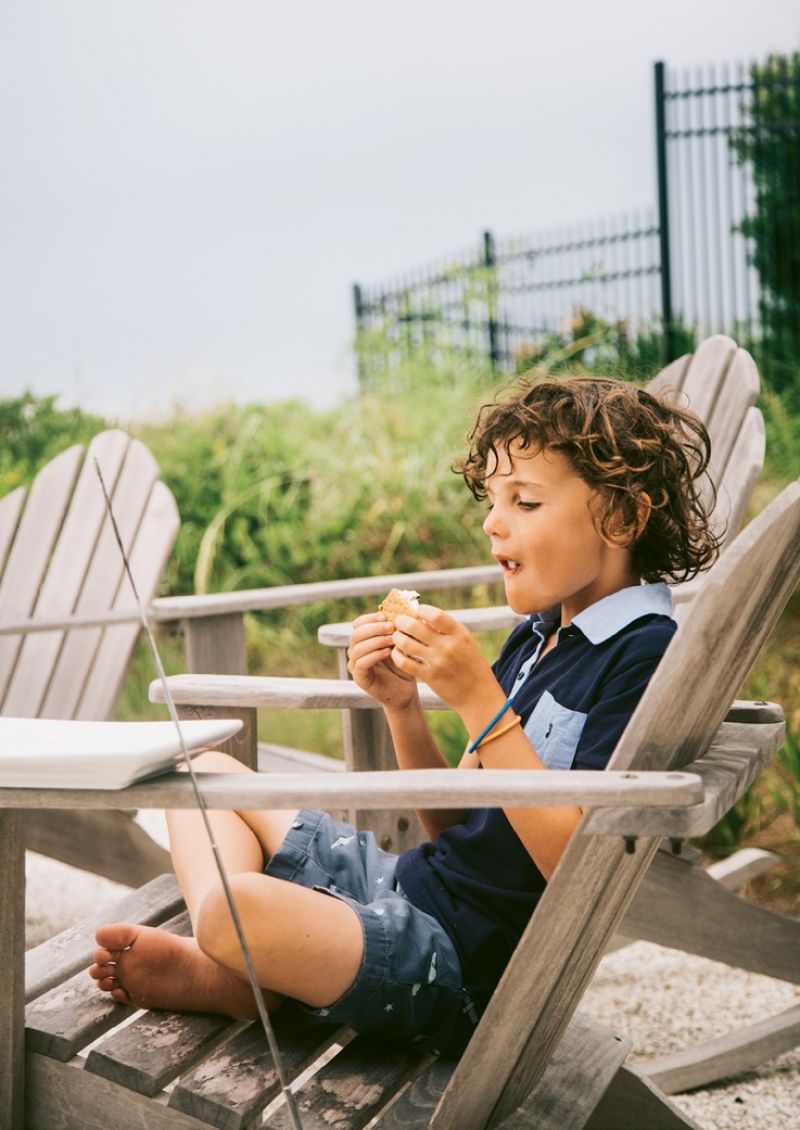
[606,492,652,547]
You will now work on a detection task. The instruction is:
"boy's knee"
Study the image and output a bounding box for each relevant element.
[195,873,266,965]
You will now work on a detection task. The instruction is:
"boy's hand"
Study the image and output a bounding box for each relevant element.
[390,605,499,712]
[348,613,419,713]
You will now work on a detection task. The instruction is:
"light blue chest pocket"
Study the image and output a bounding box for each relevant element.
[523,690,587,770]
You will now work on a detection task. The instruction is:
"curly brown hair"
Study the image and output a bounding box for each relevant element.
[458,376,722,584]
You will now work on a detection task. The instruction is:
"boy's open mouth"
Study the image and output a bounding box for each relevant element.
[496,556,521,573]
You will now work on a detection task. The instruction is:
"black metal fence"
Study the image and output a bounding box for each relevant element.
[658,55,800,390]
[353,218,662,386]
[354,53,800,389]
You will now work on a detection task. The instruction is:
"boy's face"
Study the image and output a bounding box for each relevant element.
[482,442,637,622]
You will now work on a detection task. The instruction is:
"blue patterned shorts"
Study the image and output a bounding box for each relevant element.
[264,809,481,1056]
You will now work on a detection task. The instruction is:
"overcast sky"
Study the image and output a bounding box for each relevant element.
[0,1,797,420]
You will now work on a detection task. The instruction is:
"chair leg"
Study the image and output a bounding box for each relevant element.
[642,1003,800,1094]
[1,811,26,1130]
[586,1065,702,1130]
[618,850,800,984]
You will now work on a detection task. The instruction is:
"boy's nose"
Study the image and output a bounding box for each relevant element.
[483,505,505,537]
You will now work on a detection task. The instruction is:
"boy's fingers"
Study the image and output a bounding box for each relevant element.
[352,612,390,628]
[415,605,456,633]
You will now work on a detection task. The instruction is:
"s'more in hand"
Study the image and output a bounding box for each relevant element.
[378,588,420,623]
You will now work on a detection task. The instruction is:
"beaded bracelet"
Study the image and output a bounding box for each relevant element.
[467,695,518,754]
[475,713,522,750]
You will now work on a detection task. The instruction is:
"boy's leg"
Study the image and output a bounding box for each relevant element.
[167,749,299,926]
[91,750,364,1015]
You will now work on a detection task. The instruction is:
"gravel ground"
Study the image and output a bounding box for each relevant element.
[25,848,800,1130]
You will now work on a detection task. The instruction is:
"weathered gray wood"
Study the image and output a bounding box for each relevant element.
[86,1009,238,1097]
[433,833,664,1128]
[585,1064,701,1130]
[0,444,84,706]
[705,846,779,889]
[613,848,800,984]
[264,1034,420,1130]
[704,348,760,488]
[584,718,785,837]
[712,405,765,542]
[78,478,179,721]
[644,1003,800,1094]
[26,912,191,1062]
[25,964,137,1062]
[184,613,247,676]
[606,483,800,776]
[4,430,129,717]
[25,873,182,1003]
[176,704,259,769]
[0,766,705,813]
[678,333,737,423]
[41,437,160,719]
[169,1010,343,1130]
[25,808,171,886]
[0,484,26,579]
[26,1053,215,1130]
[1,810,25,1130]
[647,352,690,396]
[498,1013,631,1130]
[151,564,504,622]
[151,674,426,710]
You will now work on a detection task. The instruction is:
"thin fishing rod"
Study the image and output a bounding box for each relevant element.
[94,459,304,1130]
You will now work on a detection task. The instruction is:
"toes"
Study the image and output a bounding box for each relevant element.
[95,923,139,953]
[111,986,132,1005]
[89,961,116,981]
[92,946,118,966]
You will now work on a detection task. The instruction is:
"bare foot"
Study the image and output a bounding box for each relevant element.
[89,923,262,1018]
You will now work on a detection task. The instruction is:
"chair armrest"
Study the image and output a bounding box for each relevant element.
[0,766,704,815]
[585,716,786,838]
[150,565,503,622]
[149,676,781,730]
[150,674,449,710]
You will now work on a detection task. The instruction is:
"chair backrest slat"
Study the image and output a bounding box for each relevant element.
[3,432,130,717]
[610,480,800,774]
[76,479,179,720]
[711,406,765,543]
[433,479,800,1129]
[0,446,84,708]
[0,487,26,582]
[677,334,738,423]
[39,438,160,719]
[704,348,760,488]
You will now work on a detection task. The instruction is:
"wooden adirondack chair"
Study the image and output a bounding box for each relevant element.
[7,476,798,1130]
[0,430,179,884]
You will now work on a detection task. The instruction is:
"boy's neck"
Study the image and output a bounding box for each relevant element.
[559,571,643,630]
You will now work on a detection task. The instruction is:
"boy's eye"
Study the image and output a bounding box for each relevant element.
[518,501,541,511]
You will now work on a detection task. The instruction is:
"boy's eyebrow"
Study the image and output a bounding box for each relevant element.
[485,477,546,491]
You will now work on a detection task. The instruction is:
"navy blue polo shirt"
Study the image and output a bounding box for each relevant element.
[395,582,676,999]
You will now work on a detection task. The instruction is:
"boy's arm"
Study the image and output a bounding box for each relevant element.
[348,613,470,839]
[383,697,471,839]
[390,607,583,878]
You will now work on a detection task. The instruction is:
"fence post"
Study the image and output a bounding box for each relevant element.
[353,283,367,389]
[654,61,675,364]
[483,230,500,373]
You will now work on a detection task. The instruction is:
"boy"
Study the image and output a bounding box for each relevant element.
[90,377,720,1057]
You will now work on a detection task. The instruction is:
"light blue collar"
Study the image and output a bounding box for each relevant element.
[533,582,674,646]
